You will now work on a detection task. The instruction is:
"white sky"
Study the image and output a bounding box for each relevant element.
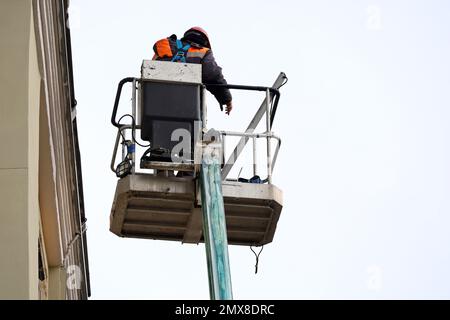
[69,0,450,299]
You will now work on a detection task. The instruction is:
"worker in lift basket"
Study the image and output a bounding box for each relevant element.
[152,26,233,115]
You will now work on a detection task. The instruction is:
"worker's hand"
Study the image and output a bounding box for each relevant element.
[225,101,233,115]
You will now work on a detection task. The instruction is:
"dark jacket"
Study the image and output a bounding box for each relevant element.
[153,35,232,105]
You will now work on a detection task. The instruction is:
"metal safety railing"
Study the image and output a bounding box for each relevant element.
[110,72,287,183]
[218,131,281,184]
[206,73,287,183]
[110,124,132,173]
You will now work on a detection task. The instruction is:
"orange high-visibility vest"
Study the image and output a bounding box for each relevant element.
[152,38,209,61]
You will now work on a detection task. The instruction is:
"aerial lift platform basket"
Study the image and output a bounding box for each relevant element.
[109,60,287,247]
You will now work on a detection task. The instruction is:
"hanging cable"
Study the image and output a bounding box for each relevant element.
[250,245,264,274]
[116,114,150,147]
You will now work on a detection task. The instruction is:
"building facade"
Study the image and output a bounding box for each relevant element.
[0,0,90,299]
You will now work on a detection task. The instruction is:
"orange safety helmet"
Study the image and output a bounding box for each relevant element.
[183,26,211,49]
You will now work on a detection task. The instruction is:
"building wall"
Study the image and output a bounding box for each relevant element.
[0,0,90,300]
[34,0,90,299]
[0,0,40,300]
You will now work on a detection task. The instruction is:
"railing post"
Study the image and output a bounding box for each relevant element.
[121,137,127,161]
[131,79,137,173]
[252,137,258,176]
[201,86,207,132]
[266,89,272,184]
[222,135,226,169]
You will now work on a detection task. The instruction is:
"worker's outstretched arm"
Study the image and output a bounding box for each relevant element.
[202,51,233,114]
